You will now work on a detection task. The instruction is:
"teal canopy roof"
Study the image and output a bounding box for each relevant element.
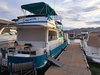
[21,2,57,15]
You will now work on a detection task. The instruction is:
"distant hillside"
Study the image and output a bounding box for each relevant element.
[68,27,100,33]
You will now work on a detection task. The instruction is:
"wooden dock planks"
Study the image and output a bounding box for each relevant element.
[45,42,91,75]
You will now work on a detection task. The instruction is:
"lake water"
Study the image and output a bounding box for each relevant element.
[88,61,100,75]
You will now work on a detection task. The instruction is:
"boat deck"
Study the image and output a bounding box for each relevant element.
[45,42,91,75]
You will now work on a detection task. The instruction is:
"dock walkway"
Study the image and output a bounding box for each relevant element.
[45,42,91,75]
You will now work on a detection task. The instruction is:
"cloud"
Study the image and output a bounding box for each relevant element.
[60,1,100,24]
[0,0,100,29]
[84,6,99,12]
[63,0,71,3]
[67,7,83,14]
[86,21,100,25]
[67,6,99,15]
[63,26,75,30]
[0,2,9,12]
[66,16,82,22]
[0,1,20,19]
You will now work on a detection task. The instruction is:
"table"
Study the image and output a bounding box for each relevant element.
[9,45,28,49]
[7,45,29,55]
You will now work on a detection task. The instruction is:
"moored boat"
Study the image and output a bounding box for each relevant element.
[5,2,68,71]
[0,18,16,48]
[82,30,100,63]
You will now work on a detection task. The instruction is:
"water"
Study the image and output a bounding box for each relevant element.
[88,61,100,75]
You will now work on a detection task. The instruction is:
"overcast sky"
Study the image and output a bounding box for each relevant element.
[0,0,100,30]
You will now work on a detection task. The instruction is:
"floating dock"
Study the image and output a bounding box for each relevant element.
[45,42,91,75]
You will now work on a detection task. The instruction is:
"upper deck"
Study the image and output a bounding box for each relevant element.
[17,2,60,28]
[17,15,56,28]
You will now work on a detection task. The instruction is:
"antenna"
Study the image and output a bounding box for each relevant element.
[54,0,56,10]
[53,0,56,19]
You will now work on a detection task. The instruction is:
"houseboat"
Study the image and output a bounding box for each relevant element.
[6,2,68,70]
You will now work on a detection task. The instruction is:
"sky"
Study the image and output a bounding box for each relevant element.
[0,0,100,30]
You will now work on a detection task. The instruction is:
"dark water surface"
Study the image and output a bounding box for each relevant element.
[88,61,100,75]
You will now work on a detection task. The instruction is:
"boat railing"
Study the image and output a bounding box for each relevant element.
[17,41,45,48]
[5,41,47,56]
[8,56,36,75]
[0,43,46,67]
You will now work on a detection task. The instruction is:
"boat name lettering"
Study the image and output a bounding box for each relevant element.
[24,18,37,22]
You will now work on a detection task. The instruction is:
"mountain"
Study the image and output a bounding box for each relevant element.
[68,27,100,33]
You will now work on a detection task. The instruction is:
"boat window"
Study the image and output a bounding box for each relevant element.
[59,32,63,37]
[9,32,16,35]
[48,31,57,41]
[70,34,74,37]
[3,32,16,36]
[1,28,17,36]
[3,33,10,36]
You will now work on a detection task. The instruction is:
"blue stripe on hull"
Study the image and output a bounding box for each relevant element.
[8,54,47,70]
[33,54,47,69]
[50,41,68,57]
[35,41,68,69]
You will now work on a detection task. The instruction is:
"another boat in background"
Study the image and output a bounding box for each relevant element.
[80,31,88,49]
[0,27,16,40]
[0,18,16,48]
[81,30,100,63]
[69,33,75,39]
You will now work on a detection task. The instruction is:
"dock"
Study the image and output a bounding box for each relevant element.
[45,42,91,75]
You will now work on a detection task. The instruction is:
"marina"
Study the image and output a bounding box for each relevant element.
[0,1,99,75]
